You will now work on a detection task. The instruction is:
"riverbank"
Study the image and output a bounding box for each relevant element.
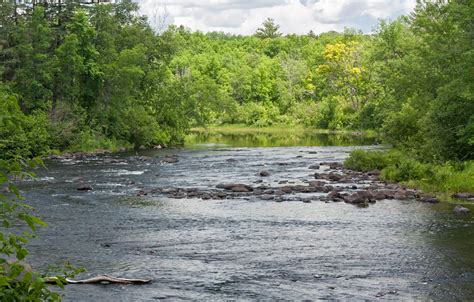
[191,124,378,137]
[187,125,380,148]
[45,125,377,156]
[344,149,474,204]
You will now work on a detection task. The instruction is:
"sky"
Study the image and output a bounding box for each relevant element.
[136,0,417,35]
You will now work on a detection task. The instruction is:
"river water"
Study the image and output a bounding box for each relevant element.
[21,132,474,301]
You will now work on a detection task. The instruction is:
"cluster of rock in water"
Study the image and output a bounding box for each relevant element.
[139,161,440,207]
[129,158,470,211]
[49,151,472,212]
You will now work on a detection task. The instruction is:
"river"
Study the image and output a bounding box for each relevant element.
[21,132,474,300]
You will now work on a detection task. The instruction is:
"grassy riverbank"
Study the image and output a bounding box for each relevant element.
[344,149,474,202]
[187,124,380,148]
[191,124,378,137]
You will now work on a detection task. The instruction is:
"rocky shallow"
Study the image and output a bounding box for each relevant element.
[47,151,472,212]
[135,161,435,207]
[23,146,474,300]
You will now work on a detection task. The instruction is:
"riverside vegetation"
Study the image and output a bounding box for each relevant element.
[0,0,473,299]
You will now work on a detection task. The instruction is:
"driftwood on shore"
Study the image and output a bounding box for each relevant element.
[46,275,152,285]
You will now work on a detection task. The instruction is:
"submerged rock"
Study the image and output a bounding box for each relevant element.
[160,187,178,194]
[217,183,253,191]
[453,205,470,214]
[161,155,179,163]
[419,195,439,203]
[77,185,93,191]
[259,170,270,177]
[308,180,325,187]
[452,193,474,201]
[172,192,186,199]
[375,290,398,298]
[308,164,320,170]
[129,156,152,162]
[103,158,123,164]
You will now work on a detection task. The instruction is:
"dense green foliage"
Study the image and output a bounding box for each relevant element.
[0,0,472,299]
[345,150,474,195]
[1,0,223,156]
[0,0,474,301]
[1,0,472,161]
[160,0,472,161]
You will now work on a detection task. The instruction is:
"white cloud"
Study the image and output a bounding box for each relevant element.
[137,0,416,34]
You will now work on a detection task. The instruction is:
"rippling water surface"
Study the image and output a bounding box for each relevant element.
[21,134,474,301]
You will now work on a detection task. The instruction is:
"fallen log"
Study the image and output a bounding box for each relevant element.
[46,275,152,285]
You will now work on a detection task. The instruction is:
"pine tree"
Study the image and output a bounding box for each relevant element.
[255,18,282,39]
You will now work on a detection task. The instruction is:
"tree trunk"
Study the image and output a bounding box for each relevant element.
[46,275,152,285]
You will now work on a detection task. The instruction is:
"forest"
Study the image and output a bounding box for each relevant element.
[0,0,472,160]
[0,0,473,300]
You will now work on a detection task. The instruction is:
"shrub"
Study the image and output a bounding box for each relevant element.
[67,129,130,153]
[287,101,320,127]
[0,87,50,159]
[122,107,165,148]
[235,102,281,127]
[381,158,430,182]
[48,102,87,151]
[314,96,352,130]
[344,149,401,171]
[430,162,474,193]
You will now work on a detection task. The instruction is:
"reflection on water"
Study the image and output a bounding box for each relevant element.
[186,131,378,148]
[20,135,473,301]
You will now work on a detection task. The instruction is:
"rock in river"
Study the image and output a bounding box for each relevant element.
[452,193,474,201]
[419,195,439,203]
[328,173,343,182]
[232,186,250,193]
[217,183,254,192]
[259,170,270,177]
[343,190,375,204]
[161,155,179,163]
[77,185,93,191]
[453,205,470,214]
